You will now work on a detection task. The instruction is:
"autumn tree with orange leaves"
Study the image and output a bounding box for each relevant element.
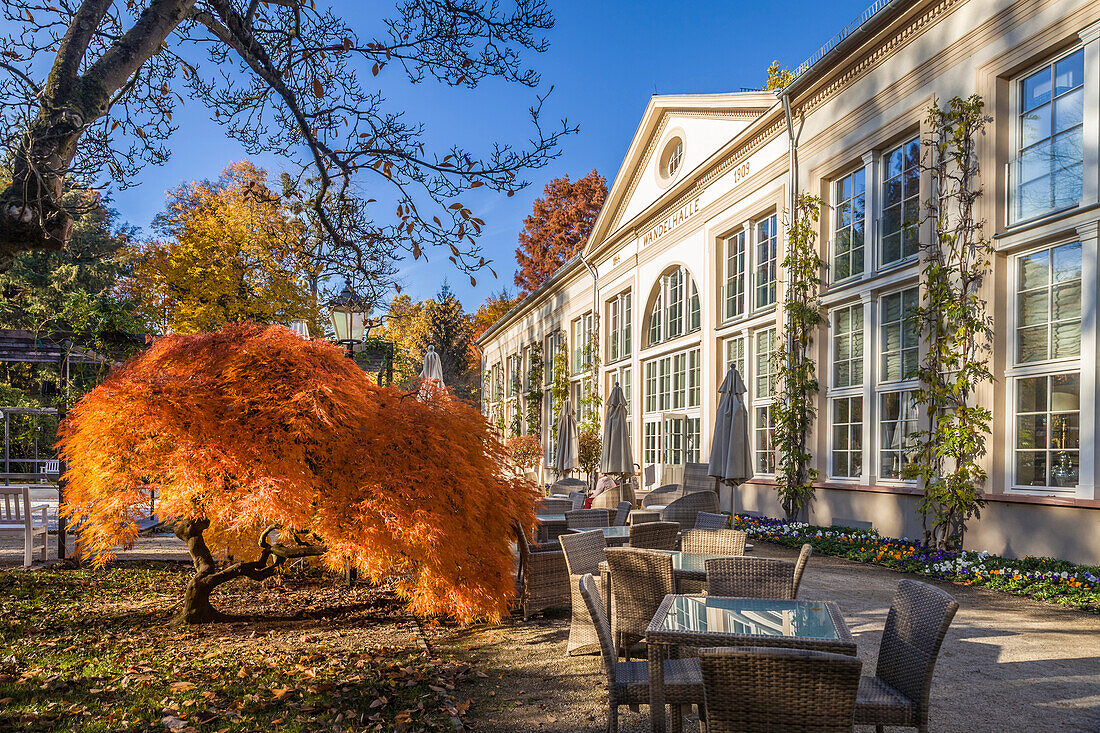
[59,323,537,625]
[514,171,606,296]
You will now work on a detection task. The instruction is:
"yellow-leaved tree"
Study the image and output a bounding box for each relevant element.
[130,161,318,334]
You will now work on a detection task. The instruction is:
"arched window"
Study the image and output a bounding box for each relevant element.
[645,266,701,347]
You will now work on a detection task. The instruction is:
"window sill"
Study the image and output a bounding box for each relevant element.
[994,201,1100,244]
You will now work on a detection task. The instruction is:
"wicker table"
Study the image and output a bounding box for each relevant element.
[535,513,567,543]
[567,525,631,546]
[645,595,856,732]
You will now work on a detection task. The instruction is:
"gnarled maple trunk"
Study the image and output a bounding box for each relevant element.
[173,519,326,624]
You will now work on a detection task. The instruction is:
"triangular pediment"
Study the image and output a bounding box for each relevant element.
[585,93,777,258]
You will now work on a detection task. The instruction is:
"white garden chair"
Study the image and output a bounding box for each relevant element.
[0,486,50,567]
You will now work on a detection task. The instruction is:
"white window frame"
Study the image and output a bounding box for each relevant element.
[723,226,748,322]
[752,327,777,476]
[831,167,866,283]
[874,288,919,484]
[1008,45,1087,227]
[829,395,864,481]
[878,135,921,268]
[878,287,920,387]
[607,290,632,364]
[754,214,779,310]
[646,266,701,347]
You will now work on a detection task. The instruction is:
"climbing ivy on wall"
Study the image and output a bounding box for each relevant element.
[772,193,825,522]
[904,95,993,551]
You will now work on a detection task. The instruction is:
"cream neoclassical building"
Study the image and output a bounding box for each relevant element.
[478,0,1100,563]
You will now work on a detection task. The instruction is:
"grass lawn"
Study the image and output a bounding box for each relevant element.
[0,562,476,732]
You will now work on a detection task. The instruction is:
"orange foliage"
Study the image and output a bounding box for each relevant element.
[59,322,537,623]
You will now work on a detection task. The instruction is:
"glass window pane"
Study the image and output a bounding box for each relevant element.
[1053,88,1083,135]
[1022,66,1052,111]
[1050,373,1079,412]
[1020,103,1051,149]
[1054,49,1084,96]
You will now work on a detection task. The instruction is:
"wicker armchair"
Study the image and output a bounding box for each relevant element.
[681,462,718,493]
[514,522,570,620]
[661,490,719,530]
[694,511,730,530]
[604,547,674,659]
[579,574,704,733]
[566,508,609,529]
[628,520,679,550]
[552,477,588,493]
[854,580,958,732]
[641,484,681,507]
[679,529,748,593]
[681,529,748,556]
[792,543,813,598]
[537,497,572,514]
[699,646,862,732]
[705,557,796,599]
[558,530,607,655]
[612,501,632,527]
[568,491,587,510]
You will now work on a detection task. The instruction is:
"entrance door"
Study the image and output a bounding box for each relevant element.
[661,414,686,486]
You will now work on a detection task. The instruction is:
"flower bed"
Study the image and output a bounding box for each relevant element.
[731,514,1100,612]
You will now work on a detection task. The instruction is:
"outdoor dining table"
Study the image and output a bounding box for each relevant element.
[566,525,631,546]
[645,595,856,732]
[535,513,567,543]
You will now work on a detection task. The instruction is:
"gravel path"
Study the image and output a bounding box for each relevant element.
[428,543,1100,732]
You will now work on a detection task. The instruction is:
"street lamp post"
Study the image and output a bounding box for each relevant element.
[326,284,372,358]
[325,283,374,586]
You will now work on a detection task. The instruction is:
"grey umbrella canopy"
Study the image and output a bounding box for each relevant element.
[708,364,751,485]
[420,345,445,386]
[600,382,634,475]
[552,397,578,477]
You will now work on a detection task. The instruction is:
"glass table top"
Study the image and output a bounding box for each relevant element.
[658,597,839,639]
[570,526,631,538]
[535,513,567,523]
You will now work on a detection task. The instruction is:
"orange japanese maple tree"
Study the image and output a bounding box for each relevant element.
[59,322,537,624]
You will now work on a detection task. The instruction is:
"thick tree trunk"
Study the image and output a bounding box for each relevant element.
[174,518,229,624]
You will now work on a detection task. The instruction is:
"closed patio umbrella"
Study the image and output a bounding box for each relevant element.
[419,345,445,398]
[708,364,751,485]
[600,382,633,475]
[553,397,578,478]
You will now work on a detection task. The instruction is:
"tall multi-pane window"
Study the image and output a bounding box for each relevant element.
[667,268,684,339]
[881,137,920,264]
[607,291,632,363]
[753,328,777,475]
[755,328,777,398]
[646,267,701,345]
[755,406,775,474]
[833,304,864,388]
[645,361,657,413]
[725,230,747,320]
[1014,373,1079,489]
[572,313,593,373]
[546,331,562,387]
[1016,242,1082,363]
[880,391,917,480]
[755,215,778,308]
[1013,48,1084,223]
[831,396,863,479]
[687,349,701,407]
[644,422,659,464]
[672,353,686,409]
[724,336,746,378]
[833,169,865,280]
[658,358,671,411]
[686,417,701,463]
[881,289,919,382]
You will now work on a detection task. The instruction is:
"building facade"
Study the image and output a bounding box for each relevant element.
[478,0,1100,564]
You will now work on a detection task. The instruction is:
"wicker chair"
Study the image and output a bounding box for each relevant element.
[559,530,607,655]
[569,491,587,510]
[641,484,681,507]
[537,497,572,514]
[681,462,718,493]
[699,646,862,732]
[681,529,748,556]
[854,580,958,733]
[579,574,704,733]
[612,500,632,527]
[566,508,610,529]
[552,477,588,493]
[661,490,719,530]
[792,543,813,598]
[604,547,674,659]
[705,557,796,599]
[694,511,730,530]
[679,529,748,593]
[628,520,679,550]
[514,522,570,620]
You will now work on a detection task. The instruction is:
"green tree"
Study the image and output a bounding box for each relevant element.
[419,283,476,401]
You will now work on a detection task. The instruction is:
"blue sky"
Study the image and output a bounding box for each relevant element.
[36,0,873,309]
